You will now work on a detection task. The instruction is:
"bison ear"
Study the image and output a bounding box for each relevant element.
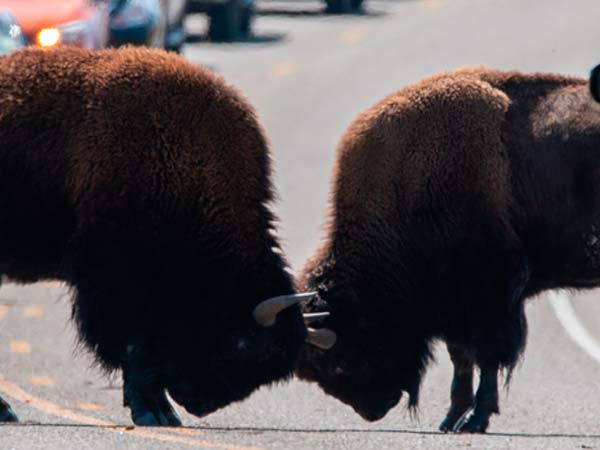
[253,292,317,327]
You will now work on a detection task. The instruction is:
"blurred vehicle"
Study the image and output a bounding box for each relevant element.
[591,64,600,103]
[0,11,27,55]
[108,0,186,51]
[187,0,253,42]
[2,0,109,49]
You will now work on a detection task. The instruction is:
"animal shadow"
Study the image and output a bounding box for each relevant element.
[185,31,287,45]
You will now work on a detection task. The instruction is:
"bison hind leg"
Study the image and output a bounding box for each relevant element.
[439,343,474,432]
[451,252,530,433]
[451,361,499,433]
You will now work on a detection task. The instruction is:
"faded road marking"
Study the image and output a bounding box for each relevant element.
[10,341,31,354]
[423,0,446,10]
[271,61,297,79]
[339,26,369,45]
[0,304,10,319]
[549,290,600,363]
[30,376,55,386]
[23,305,44,318]
[0,376,264,450]
[78,402,106,411]
[163,427,206,436]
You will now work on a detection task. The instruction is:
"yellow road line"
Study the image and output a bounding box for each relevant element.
[163,427,208,436]
[423,0,446,11]
[271,61,297,79]
[23,306,44,318]
[339,26,369,45]
[77,402,107,411]
[0,377,111,426]
[30,376,55,386]
[9,341,31,354]
[0,304,10,319]
[0,376,264,450]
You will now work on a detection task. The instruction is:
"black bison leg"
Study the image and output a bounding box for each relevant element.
[453,252,528,433]
[439,343,474,432]
[122,346,182,427]
[0,395,18,423]
[452,362,499,433]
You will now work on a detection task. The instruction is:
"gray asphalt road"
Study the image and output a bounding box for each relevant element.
[3,0,600,448]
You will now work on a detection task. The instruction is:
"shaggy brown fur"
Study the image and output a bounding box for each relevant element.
[0,46,305,425]
[296,67,600,432]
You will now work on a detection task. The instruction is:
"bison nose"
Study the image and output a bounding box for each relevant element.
[384,397,399,411]
[359,409,388,422]
[356,397,399,422]
[181,400,217,418]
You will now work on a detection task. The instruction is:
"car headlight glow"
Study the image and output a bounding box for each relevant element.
[36,27,61,47]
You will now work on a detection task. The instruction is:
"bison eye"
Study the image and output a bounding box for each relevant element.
[334,366,346,375]
[236,338,249,350]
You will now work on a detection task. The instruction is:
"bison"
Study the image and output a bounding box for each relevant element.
[296,67,600,432]
[0,46,329,426]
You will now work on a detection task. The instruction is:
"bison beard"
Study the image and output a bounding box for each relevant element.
[296,67,600,432]
[0,46,307,425]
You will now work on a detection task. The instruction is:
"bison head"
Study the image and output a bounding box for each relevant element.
[154,292,335,418]
[296,289,432,422]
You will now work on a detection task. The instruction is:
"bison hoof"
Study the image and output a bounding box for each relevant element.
[132,409,180,427]
[126,389,182,427]
[130,402,182,427]
[439,414,460,432]
[0,403,19,423]
[451,410,489,433]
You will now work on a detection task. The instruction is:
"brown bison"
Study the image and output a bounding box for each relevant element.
[296,67,600,432]
[0,46,329,426]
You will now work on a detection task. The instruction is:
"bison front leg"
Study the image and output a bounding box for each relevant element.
[0,278,17,422]
[122,346,182,427]
[439,343,474,432]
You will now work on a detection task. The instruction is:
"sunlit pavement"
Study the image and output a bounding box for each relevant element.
[3,1,600,448]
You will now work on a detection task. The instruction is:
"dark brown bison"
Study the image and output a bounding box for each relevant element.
[0,46,328,426]
[296,67,600,432]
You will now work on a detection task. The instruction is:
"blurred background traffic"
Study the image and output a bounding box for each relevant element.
[0,0,364,55]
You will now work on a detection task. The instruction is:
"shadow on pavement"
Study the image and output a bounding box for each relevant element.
[185,32,287,45]
[256,6,386,18]
[5,423,600,439]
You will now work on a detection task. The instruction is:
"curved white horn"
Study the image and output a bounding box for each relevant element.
[303,312,330,323]
[306,327,337,350]
[253,292,317,327]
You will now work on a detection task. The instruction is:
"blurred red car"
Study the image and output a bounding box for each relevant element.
[3,0,109,49]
